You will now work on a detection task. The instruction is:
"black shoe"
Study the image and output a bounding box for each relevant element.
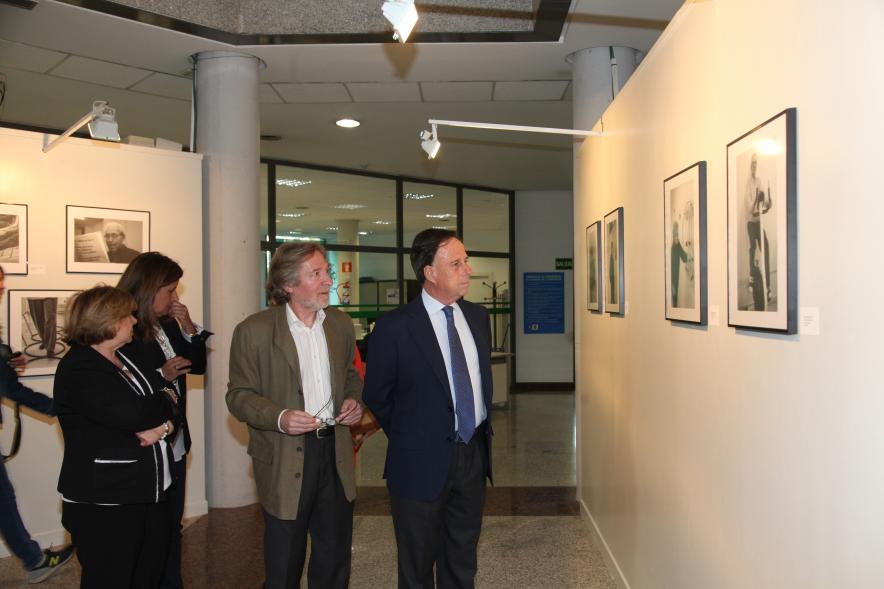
[27,545,74,584]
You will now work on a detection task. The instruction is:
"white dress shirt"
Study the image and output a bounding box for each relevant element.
[422,289,486,429]
[285,304,334,422]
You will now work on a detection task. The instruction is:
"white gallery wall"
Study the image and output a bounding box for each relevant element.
[0,127,206,555]
[574,1,884,587]
[515,190,573,383]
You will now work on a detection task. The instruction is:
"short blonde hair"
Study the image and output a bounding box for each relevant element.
[64,286,136,345]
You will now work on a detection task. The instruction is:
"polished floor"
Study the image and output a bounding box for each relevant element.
[0,392,617,588]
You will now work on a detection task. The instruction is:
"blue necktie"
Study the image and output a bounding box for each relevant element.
[443,306,476,443]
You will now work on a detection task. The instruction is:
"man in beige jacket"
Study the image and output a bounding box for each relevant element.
[227,243,363,589]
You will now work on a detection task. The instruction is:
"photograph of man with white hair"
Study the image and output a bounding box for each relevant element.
[102,221,140,263]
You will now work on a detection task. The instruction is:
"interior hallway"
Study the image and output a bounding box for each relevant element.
[0,392,616,588]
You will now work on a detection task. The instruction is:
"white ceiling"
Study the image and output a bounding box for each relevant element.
[0,0,684,190]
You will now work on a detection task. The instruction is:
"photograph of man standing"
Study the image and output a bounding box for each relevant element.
[364,228,493,589]
[226,243,363,589]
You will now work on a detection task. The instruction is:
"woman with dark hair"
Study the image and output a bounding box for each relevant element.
[54,285,179,588]
[117,252,210,589]
[0,265,74,584]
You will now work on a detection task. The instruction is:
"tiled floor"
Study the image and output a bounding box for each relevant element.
[0,393,617,588]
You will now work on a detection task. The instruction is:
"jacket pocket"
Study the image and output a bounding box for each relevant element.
[92,450,140,492]
[248,432,274,464]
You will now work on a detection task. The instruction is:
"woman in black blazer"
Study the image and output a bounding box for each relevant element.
[54,286,179,589]
[118,252,209,589]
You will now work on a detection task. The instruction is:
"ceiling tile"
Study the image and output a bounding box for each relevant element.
[421,82,493,102]
[0,39,67,73]
[50,55,151,88]
[493,80,570,101]
[260,84,283,104]
[273,83,351,103]
[347,82,420,103]
[130,72,191,100]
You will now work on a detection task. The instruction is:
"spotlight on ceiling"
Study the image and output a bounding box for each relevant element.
[43,100,120,153]
[420,125,440,159]
[382,0,418,43]
[336,118,361,128]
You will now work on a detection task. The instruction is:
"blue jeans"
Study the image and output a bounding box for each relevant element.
[0,459,43,569]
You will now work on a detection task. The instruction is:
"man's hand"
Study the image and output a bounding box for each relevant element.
[335,398,363,427]
[279,409,320,435]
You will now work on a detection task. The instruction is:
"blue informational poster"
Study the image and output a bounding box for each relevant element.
[523,272,565,334]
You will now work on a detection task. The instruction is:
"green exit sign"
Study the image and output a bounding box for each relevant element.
[555,258,573,270]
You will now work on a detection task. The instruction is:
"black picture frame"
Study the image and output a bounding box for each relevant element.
[727,108,797,333]
[586,221,602,311]
[663,162,707,324]
[603,207,624,315]
[66,205,150,274]
[0,203,28,275]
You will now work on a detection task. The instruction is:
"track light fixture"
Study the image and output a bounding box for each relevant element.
[43,100,120,153]
[418,118,602,159]
[420,124,440,159]
[382,0,418,43]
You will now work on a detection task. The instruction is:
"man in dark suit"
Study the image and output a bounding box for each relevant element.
[364,229,493,589]
[227,243,363,589]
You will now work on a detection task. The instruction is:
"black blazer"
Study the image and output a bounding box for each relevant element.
[363,296,493,502]
[120,318,208,455]
[54,343,177,505]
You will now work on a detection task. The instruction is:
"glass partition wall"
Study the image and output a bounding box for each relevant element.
[261,159,514,354]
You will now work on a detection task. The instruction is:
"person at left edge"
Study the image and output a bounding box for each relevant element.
[0,265,74,585]
[54,286,180,589]
[227,243,363,589]
[118,252,211,589]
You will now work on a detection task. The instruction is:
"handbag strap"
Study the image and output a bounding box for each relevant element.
[1,403,22,463]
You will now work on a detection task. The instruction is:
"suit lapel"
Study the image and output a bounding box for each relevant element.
[272,304,302,389]
[460,301,493,409]
[405,297,452,397]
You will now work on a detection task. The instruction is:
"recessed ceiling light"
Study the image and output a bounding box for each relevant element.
[358,231,370,236]
[326,226,340,231]
[336,118,360,128]
[404,192,434,200]
[334,204,367,210]
[276,178,312,188]
[373,220,392,225]
[425,213,455,219]
[278,212,309,218]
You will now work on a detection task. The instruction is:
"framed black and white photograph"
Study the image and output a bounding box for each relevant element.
[7,290,78,377]
[67,205,149,273]
[604,207,624,314]
[586,221,602,311]
[664,162,707,324]
[727,108,797,333]
[0,203,28,275]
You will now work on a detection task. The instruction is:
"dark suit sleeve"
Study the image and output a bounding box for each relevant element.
[165,319,209,375]
[55,365,173,433]
[361,316,398,432]
[0,360,54,416]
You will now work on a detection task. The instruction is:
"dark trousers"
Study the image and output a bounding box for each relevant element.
[0,460,43,569]
[263,433,353,589]
[62,500,170,589]
[160,457,187,588]
[390,433,487,589]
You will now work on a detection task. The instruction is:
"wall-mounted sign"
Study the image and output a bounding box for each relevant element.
[555,258,573,270]
[523,272,565,334]
[341,261,352,273]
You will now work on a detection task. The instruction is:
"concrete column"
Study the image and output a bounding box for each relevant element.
[569,46,642,131]
[336,219,360,305]
[193,50,263,508]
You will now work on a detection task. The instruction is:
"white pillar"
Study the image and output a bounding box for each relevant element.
[336,220,360,305]
[193,50,263,508]
[569,46,642,131]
